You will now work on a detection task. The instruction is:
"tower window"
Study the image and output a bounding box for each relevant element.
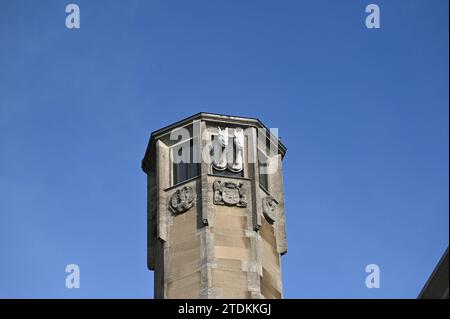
[172,139,199,185]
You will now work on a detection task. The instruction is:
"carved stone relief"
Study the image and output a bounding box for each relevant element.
[229,128,244,172]
[213,180,247,207]
[212,127,229,171]
[262,195,278,224]
[169,186,196,214]
[211,127,244,173]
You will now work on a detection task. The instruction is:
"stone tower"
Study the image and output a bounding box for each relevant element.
[142,113,287,299]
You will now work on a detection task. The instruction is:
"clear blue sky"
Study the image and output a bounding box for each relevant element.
[0,0,448,298]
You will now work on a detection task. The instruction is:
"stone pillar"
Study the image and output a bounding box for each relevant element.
[142,113,288,299]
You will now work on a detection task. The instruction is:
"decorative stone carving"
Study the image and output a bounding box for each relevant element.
[262,195,278,224]
[229,128,244,172]
[211,127,244,173]
[212,127,229,171]
[213,180,247,207]
[169,186,196,214]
